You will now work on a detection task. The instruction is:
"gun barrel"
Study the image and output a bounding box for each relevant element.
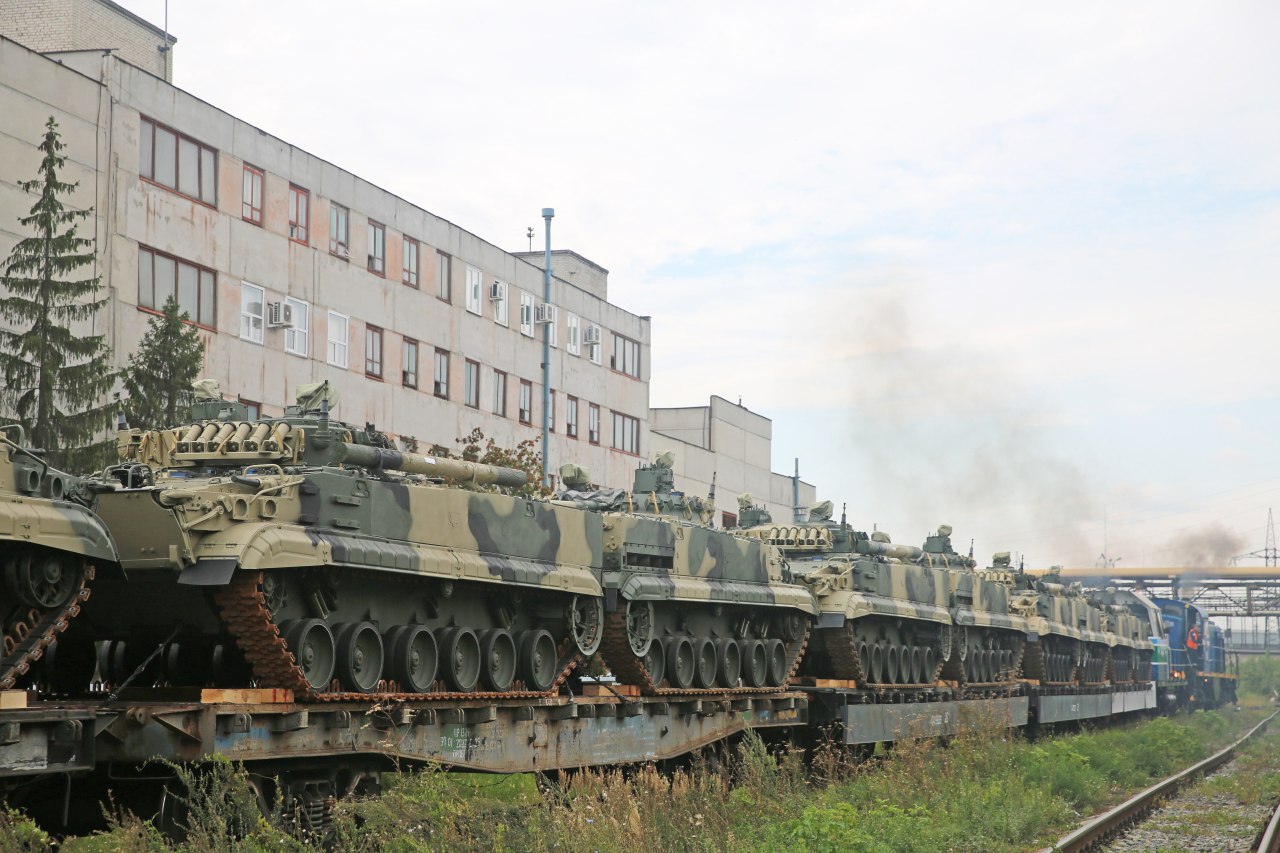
[338,443,527,488]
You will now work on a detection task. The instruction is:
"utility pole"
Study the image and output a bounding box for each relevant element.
[540,208,554,487]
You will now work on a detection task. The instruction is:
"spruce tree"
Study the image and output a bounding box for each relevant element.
[0,117,115,472]
[122,296,205,428]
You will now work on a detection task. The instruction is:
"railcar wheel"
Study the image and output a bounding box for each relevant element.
[438,627,481,692]
[714,639,741,688]
[479,628,517,692]
[765,639,787,687]
[642,638,666,687]
[666,636,696,690]
[692,637,717,689]
[743,639,768,688]
[518,629,558,692]
[334,622,384,693]
[282,619,336,691]
[568,595,604,657]
[386,625,438,693]
[626,600,656,656]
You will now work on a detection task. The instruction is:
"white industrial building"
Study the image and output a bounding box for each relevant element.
[0,0,814,519]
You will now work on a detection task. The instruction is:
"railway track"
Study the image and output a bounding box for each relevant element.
[1043,710,1280,853]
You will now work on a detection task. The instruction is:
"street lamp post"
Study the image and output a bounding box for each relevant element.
[541,208,554,487]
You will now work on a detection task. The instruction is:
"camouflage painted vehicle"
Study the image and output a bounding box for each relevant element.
[78,384,605,698]
[738,499,1031,688]
[554,456,815,695]
[0,425,115,690]
[977,559,1152,685]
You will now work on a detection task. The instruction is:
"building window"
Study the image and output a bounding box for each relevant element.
[138,246,216,328]
[464,359,480,408]
[465,265,483,315]
[402,338,418,388]
[491,280,509,326]
[367,221,385,275]
[239,282,265,344]
[566,396,579,438]
[284,297,309,356]
[402,237,419,287]
[365,325,383,378]
[436,251,451,302]
[139,117,216,205]
[612,412,640,455]
[519,380,533,425]
[241,165,263,224]
[327,311,349,368]
[239,398,261,420]
[566,314,581,356]
[547,305,558,347]
[612,334,641,378]
[588,325,602,364]
[588,403,601,445]
[548,390,556,432]
[288,185,309,244]
[519,292,534,336]
[492,369,507,417]
[329,203,349,258]
[433,349,449,399]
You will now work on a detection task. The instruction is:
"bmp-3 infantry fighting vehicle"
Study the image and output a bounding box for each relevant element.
[555,456,815,694]
[989,561,1152,686]
[82,383,604,698]
[737,498,1032,688]
[0,425,115,689]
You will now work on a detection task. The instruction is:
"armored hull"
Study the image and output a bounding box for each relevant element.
[0,427,115,690]
[557,459,815,695]
[63,392,814,700]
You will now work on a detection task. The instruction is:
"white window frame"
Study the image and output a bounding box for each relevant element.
[548,305,558,348]
[465,265,483,315]
[239,281,265,344]
[588,325,602,364]
[519,291,535,337]
[284,297,309,356]
[493,280,509,327]
[327,310,349,368]
[566,314,580,356]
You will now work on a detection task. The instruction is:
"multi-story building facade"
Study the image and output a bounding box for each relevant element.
[0,1,650,487]
[650,396,816,527]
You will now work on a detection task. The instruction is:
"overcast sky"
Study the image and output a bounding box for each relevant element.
[117,1,1280,568]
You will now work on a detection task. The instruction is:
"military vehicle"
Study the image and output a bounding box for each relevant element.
[79,382,604,698]
[555,456,815,694]
[0,425,115,690]
[738,499,1031,688]
[968,557,1154,686]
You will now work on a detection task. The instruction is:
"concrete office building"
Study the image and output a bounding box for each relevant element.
[0,0,650,487]
[650,397,816,527]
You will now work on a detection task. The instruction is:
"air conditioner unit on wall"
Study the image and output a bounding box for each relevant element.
[267,301,294,328]
[489,281,506,301]
[583,325,601,345]
[535,303,555,324]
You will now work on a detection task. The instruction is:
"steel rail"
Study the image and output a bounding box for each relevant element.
[1258,788,1280,853]
[1044,710,1279,853]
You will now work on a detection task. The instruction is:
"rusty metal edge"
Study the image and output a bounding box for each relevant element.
[1258,787,1280,853]
[1044,709,1279,853]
